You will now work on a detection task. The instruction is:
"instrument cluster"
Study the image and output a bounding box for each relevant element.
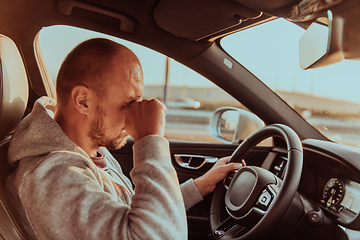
[321,178,360,222]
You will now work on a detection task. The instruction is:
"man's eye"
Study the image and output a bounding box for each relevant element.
[124,100,135,108]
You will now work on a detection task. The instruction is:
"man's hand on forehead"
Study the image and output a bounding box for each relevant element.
[125,99,166,142]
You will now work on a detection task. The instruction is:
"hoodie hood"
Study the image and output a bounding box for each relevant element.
[8,97,89,166]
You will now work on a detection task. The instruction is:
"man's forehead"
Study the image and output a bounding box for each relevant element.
[113,58,143,83]
[123,78,143,97]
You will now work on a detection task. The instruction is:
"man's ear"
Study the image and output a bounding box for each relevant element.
[71,85,95,115]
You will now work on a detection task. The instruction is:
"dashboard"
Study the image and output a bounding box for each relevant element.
[263,138,360,229]
[302,139,360,228]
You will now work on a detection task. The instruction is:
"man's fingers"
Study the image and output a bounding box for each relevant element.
[218,157,246,166]
[217,156,230,164]
[223,159,246,172]
[229,162,243,170]
[125,98,166,141]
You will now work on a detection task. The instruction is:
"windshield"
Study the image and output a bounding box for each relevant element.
[221,18,360,148]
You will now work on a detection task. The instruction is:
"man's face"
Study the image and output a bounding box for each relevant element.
[88,103,129,150]
[88,51,144,150]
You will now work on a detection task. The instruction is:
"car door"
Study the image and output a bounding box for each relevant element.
[111,136,273,239]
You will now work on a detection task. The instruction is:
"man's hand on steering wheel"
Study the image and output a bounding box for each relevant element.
[194,157,246,197]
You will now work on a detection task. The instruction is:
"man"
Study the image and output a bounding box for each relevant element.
[6,38,245,239]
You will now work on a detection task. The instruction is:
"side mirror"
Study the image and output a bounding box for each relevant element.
[299,0,360,69]
[209,107,264,144]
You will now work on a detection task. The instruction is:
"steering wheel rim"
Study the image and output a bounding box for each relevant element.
[210,124,303,240]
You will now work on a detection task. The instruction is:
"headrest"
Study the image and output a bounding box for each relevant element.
[0,35,29,138]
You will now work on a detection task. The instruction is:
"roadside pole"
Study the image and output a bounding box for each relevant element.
[164,57,170,104]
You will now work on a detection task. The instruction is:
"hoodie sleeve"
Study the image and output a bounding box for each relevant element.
[15,135,187,240]
[180,179,203,210]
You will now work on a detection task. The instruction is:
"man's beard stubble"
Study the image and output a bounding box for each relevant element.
[88,105,129,150]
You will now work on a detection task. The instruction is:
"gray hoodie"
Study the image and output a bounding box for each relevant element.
[6,97,203,240]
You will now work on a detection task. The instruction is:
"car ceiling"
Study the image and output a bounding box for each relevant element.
[0,0,302,60]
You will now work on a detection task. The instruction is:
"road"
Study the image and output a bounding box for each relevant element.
[307,117,360,148]
[165,108,217,142]
[165,108,360,147]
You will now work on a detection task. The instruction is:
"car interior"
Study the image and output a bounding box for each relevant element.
[0,35,30,239]
[1,0,360,239]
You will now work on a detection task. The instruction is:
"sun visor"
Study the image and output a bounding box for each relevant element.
[153,0,262,41]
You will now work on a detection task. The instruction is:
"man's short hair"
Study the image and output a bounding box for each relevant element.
[56,38,120,105]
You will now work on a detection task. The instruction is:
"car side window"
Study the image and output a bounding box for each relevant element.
[37,25,260,144]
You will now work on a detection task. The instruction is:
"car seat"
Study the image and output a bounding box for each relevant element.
[0,34,29,239]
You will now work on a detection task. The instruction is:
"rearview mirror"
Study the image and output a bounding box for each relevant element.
[299,0,360,69]
[299,20,331,69]
[209,107,264,144]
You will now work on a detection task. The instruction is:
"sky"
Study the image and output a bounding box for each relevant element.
[39,18,360,104]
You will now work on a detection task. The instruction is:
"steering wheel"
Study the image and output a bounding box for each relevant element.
[210,124,303,240]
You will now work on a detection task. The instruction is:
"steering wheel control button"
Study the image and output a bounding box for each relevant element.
[214,230,226,238]
[256,189,273,211]
[307,210,324,226]
[224,171,237,188]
